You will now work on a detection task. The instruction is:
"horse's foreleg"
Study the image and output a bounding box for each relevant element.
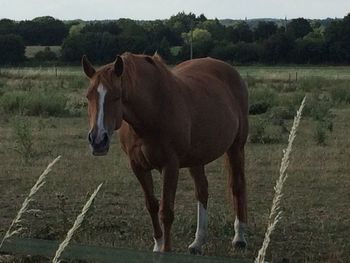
[132,165,163,252]
[188,165,208,255]
[226,145,248,249]
[159,157,179,252]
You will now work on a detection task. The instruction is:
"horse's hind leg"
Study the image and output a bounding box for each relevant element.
[188,165,208,255]
[132,164,163,252]
[226,143,248,249]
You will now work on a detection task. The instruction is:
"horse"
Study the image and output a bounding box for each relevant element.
[82,52,248,254]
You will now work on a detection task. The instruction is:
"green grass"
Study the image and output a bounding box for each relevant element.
[0,66,349,262]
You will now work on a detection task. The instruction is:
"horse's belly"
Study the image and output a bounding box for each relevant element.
[179,111,239,167]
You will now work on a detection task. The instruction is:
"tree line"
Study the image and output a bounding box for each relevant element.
[0,12,350,65]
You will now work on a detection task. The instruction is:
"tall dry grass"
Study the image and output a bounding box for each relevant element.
[255,97,306,263]
[52,183,103,263]
[0,156,61,248]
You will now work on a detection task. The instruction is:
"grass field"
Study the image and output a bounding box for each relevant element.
[0,65,349,262]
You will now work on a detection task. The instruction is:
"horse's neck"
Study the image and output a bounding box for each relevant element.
[122,63,178,133]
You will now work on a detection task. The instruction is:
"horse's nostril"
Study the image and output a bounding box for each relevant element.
[102,133,109,144]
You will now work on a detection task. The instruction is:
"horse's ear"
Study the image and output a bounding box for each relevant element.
[82,55,95,78]
[114,55,124,77]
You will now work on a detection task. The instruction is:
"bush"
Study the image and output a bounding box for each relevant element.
[34,47,58,61]
[249,88,278,115]
[0,90,68,116]
[304,93,333,121]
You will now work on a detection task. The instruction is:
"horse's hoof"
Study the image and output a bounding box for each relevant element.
[188,246,202,255]
[233,240,247,250]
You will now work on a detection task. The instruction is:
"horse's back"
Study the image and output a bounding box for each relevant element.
[173,57,248,115]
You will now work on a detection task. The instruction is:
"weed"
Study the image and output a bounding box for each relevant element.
[304,92,332,121]
[249,117,284,144]
[11,118,35,163]
[313,121,327,145]
[330,84,350,104]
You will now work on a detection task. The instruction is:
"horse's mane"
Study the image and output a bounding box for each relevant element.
[123,52,171,77]
[95,52,173,101]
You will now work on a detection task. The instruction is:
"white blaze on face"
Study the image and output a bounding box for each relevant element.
[96,84,107,142]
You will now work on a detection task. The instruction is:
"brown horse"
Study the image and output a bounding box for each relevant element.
[82,53,248,254]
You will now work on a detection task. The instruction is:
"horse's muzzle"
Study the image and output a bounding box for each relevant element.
[88,131,110,156]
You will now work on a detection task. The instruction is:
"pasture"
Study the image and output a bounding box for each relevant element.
[0,65,349,262]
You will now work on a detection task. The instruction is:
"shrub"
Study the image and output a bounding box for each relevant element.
[0,90,68,116]
[305,93,333,121]
[249,88,278,115]
[34,47,58,61]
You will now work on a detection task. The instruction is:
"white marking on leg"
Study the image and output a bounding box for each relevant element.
[153,237,164,252]
[188,202,208,254]
[96,84,107,143]
[233,216,247,245]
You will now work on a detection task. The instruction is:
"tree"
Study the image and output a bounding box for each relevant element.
[226,22,253,43]
[232,42,263,64]
[254,21,277,41]
[167,12,197,36]
[287,18,313,39]
[0,34,25,65]
[158,37,172,61]
[117,19,148,53]
[198,19,226,41]
[263,33,295,63]
[182,28,213,58]
[293,38,326,64]
[325,13,350,63]
[17,16,68,45]
[69,23,86,37]
[81,21,120,35]
[210,41,235,61]
[61,32,119,63]
[143,20,178,53]
[0,19,16,35]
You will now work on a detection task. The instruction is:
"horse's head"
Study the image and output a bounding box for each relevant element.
[82,55,124,156]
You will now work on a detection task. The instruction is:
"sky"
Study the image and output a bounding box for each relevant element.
[1,0,350,21]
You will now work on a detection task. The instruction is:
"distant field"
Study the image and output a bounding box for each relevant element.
[0,65,349,262]
[25,46,61,58]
